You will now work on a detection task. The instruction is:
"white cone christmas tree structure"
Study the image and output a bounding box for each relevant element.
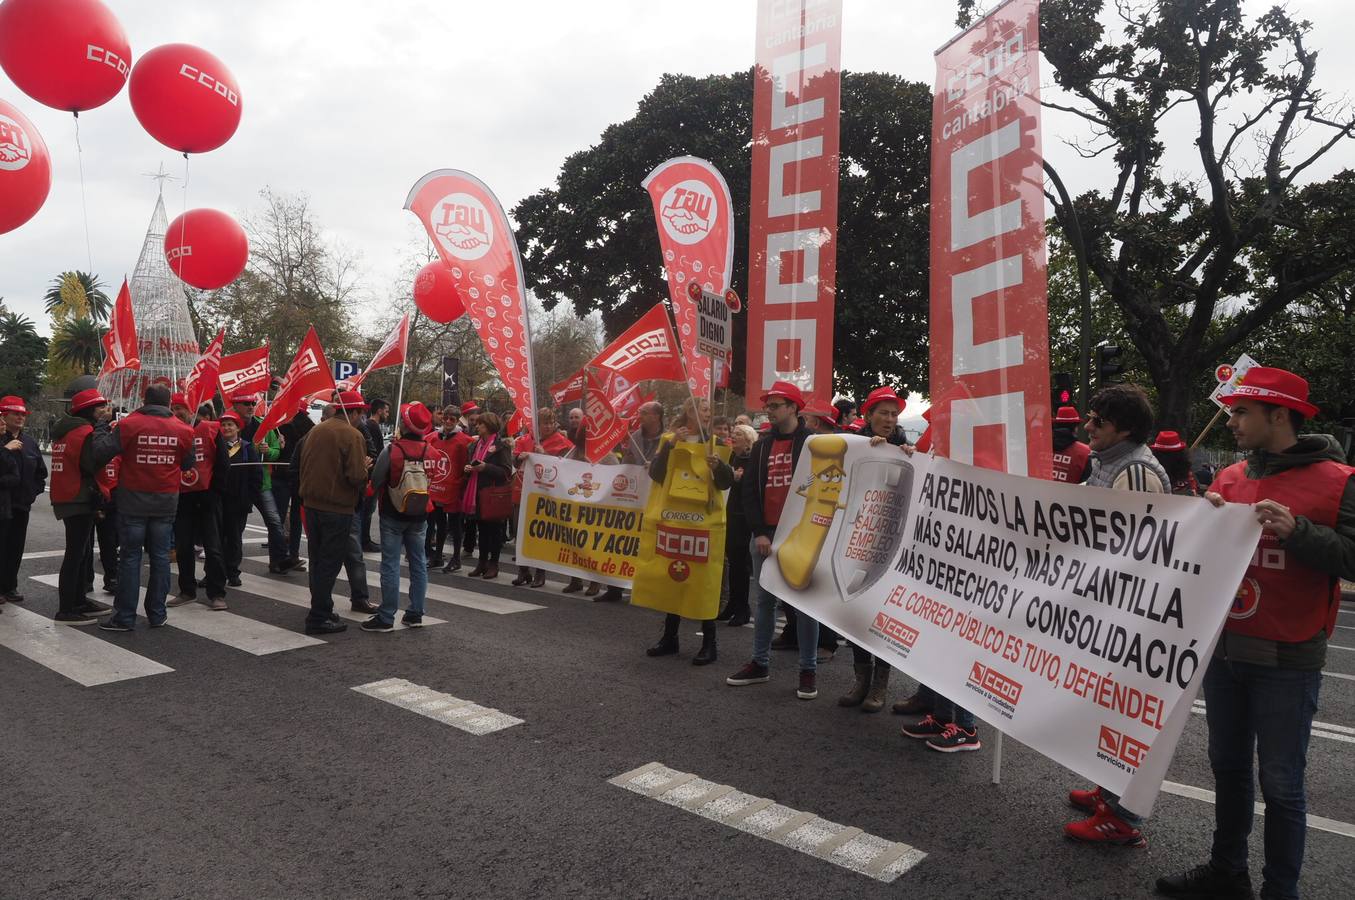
[98,190,202,402]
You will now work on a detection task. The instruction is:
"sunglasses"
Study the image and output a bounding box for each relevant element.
[764,400,791,411]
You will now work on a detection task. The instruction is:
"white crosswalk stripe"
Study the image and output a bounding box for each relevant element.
[609,762,927,882]
[245,556,543,615]
[28,574,325,656]
[222,569,446,629]
[0,603,173,686]
[353,678,523,735]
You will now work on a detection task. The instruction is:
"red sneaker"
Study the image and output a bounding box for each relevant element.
[1068,786,1102,812]
[1064,803,1146,847]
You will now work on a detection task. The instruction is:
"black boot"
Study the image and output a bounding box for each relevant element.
[646,614,681,657]
[693,626,717,666]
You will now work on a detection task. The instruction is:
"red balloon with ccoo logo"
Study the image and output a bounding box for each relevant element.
[129,44,242,153]
[164,208,248,290]
[413,260,467,324]
[0,97,52,234]
[0,0,131,113]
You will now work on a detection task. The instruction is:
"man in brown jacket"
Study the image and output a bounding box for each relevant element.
[299,390,371,634]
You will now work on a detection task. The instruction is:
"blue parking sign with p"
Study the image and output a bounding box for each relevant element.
[333,359,362,382]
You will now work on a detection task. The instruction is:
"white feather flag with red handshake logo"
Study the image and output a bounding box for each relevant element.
[98,278,140,376]
[642,157,735,397]
[404,170,538,435]
[350,313,409,389]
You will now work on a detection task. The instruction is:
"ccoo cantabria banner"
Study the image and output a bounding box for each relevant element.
[759,436,1260,814]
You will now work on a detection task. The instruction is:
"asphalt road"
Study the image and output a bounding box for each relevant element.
[3,493,1353,899]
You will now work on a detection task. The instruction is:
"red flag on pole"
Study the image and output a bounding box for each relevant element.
[351,313,410,388]
[254,327,335,437]
[549,303,686,403]
[98,278,140,375]
[583,365,635,464]
[184,328,225,411]
[218,344,271,400]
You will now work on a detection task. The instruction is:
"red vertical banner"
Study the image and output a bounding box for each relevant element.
[641,157,735,397]
[745,0,842,410]
[404,170,539,435]
[929,0,1051,478]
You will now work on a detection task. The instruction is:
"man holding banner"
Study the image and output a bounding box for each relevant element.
[1158,368,1355,900]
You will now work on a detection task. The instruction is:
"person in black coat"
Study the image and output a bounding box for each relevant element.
[217,412,263,585]
[0,395,47,604]
[462,411,512,580]
[722,424,757,627]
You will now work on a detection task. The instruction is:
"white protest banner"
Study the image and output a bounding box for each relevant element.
[1209,353,1261,409]
[759,435,1260,814]
[515,453,650,587]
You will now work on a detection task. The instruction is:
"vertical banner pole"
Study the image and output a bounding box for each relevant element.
[394,359,407,433]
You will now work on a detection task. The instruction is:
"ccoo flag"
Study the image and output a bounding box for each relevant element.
[404,170,539,436]
[99,278,140,375]
[254,327,334,437]
[218,343,271,399]
[549,302,686,403]
[642,157,735,397]
[184,328,225,411]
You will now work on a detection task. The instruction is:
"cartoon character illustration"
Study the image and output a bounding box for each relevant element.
[667,444,714,504]
[776,435,848,590]
[567,472,599,498]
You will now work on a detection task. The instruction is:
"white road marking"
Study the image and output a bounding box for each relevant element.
[352,677,523,735]
[221,569,445,630]
[0,604,173,686]
[1190,699,1355,743]
[246,556,543,615]
[609,762,926,882]
[28,574,325,655]
[20,549,67,560]
[1326,670,1355,683]
[1161,781,1355,840]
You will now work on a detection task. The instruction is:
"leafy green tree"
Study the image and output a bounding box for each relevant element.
[958,0,1355,431]
[513,69,933,401]
[43,271,112,324]
[49,316,105,375]
[0,311,49,401]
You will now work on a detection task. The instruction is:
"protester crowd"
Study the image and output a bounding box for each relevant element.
[1,362,1350,900]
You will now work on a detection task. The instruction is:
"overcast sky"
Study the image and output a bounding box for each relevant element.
[3,0,1353,336]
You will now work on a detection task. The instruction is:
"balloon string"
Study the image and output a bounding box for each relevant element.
[74,113,93,273]
[179,152,190,280]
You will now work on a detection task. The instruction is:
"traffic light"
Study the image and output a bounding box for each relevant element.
[1052,372,1074,411]
[1096,344,1124,386]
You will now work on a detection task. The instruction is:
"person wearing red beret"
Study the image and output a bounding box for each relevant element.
[1158,368,1355,900]
[1149,430,1200,496]
[0,395,46,607]
[1051,405,1092,484]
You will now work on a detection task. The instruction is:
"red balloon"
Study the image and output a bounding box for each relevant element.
[0,0,131,113]
[413,261,466,324]
[0,98,52,235]
[129,44,241,154]
[164,208,248,290]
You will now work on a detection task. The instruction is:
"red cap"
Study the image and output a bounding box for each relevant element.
[1054,405,1081,424]
[70,388,109,414]
[847,417,865,432]
[334,390,368,411]
[759,380,804,410]
[1223,367,1319,418]
[1150,430,1187,452]
[460,401,480,415]
[230,391,259,404]
[219,411,244,427]
[861,386,904,416]
[0,395,28,415]
[170,392,189,408]
[401,401,432,435]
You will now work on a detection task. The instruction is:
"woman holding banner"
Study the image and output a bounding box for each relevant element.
[461,412,512,580]
[512,408,573,588]
[644,398,734,665]
[722,424,757,627]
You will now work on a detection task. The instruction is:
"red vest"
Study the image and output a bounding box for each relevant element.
[181,419,221,492]
[427,430,472,508]
[49,423,93,503]
[115,411,195,494]
[1214,458,1354,642]
[1052,440,1091,484]
[96,457,120,501]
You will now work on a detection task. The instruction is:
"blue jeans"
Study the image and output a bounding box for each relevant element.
[112,513,173,627]
[1205,658,1321,900]
[750,536,816,672]
[916,685,976,730]
[253,487,286,565]
[377,516,427,624]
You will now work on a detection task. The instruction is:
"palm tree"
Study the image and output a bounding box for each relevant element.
[44,271,112,324]
[0,310,40,343]
[50,316,105,374]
